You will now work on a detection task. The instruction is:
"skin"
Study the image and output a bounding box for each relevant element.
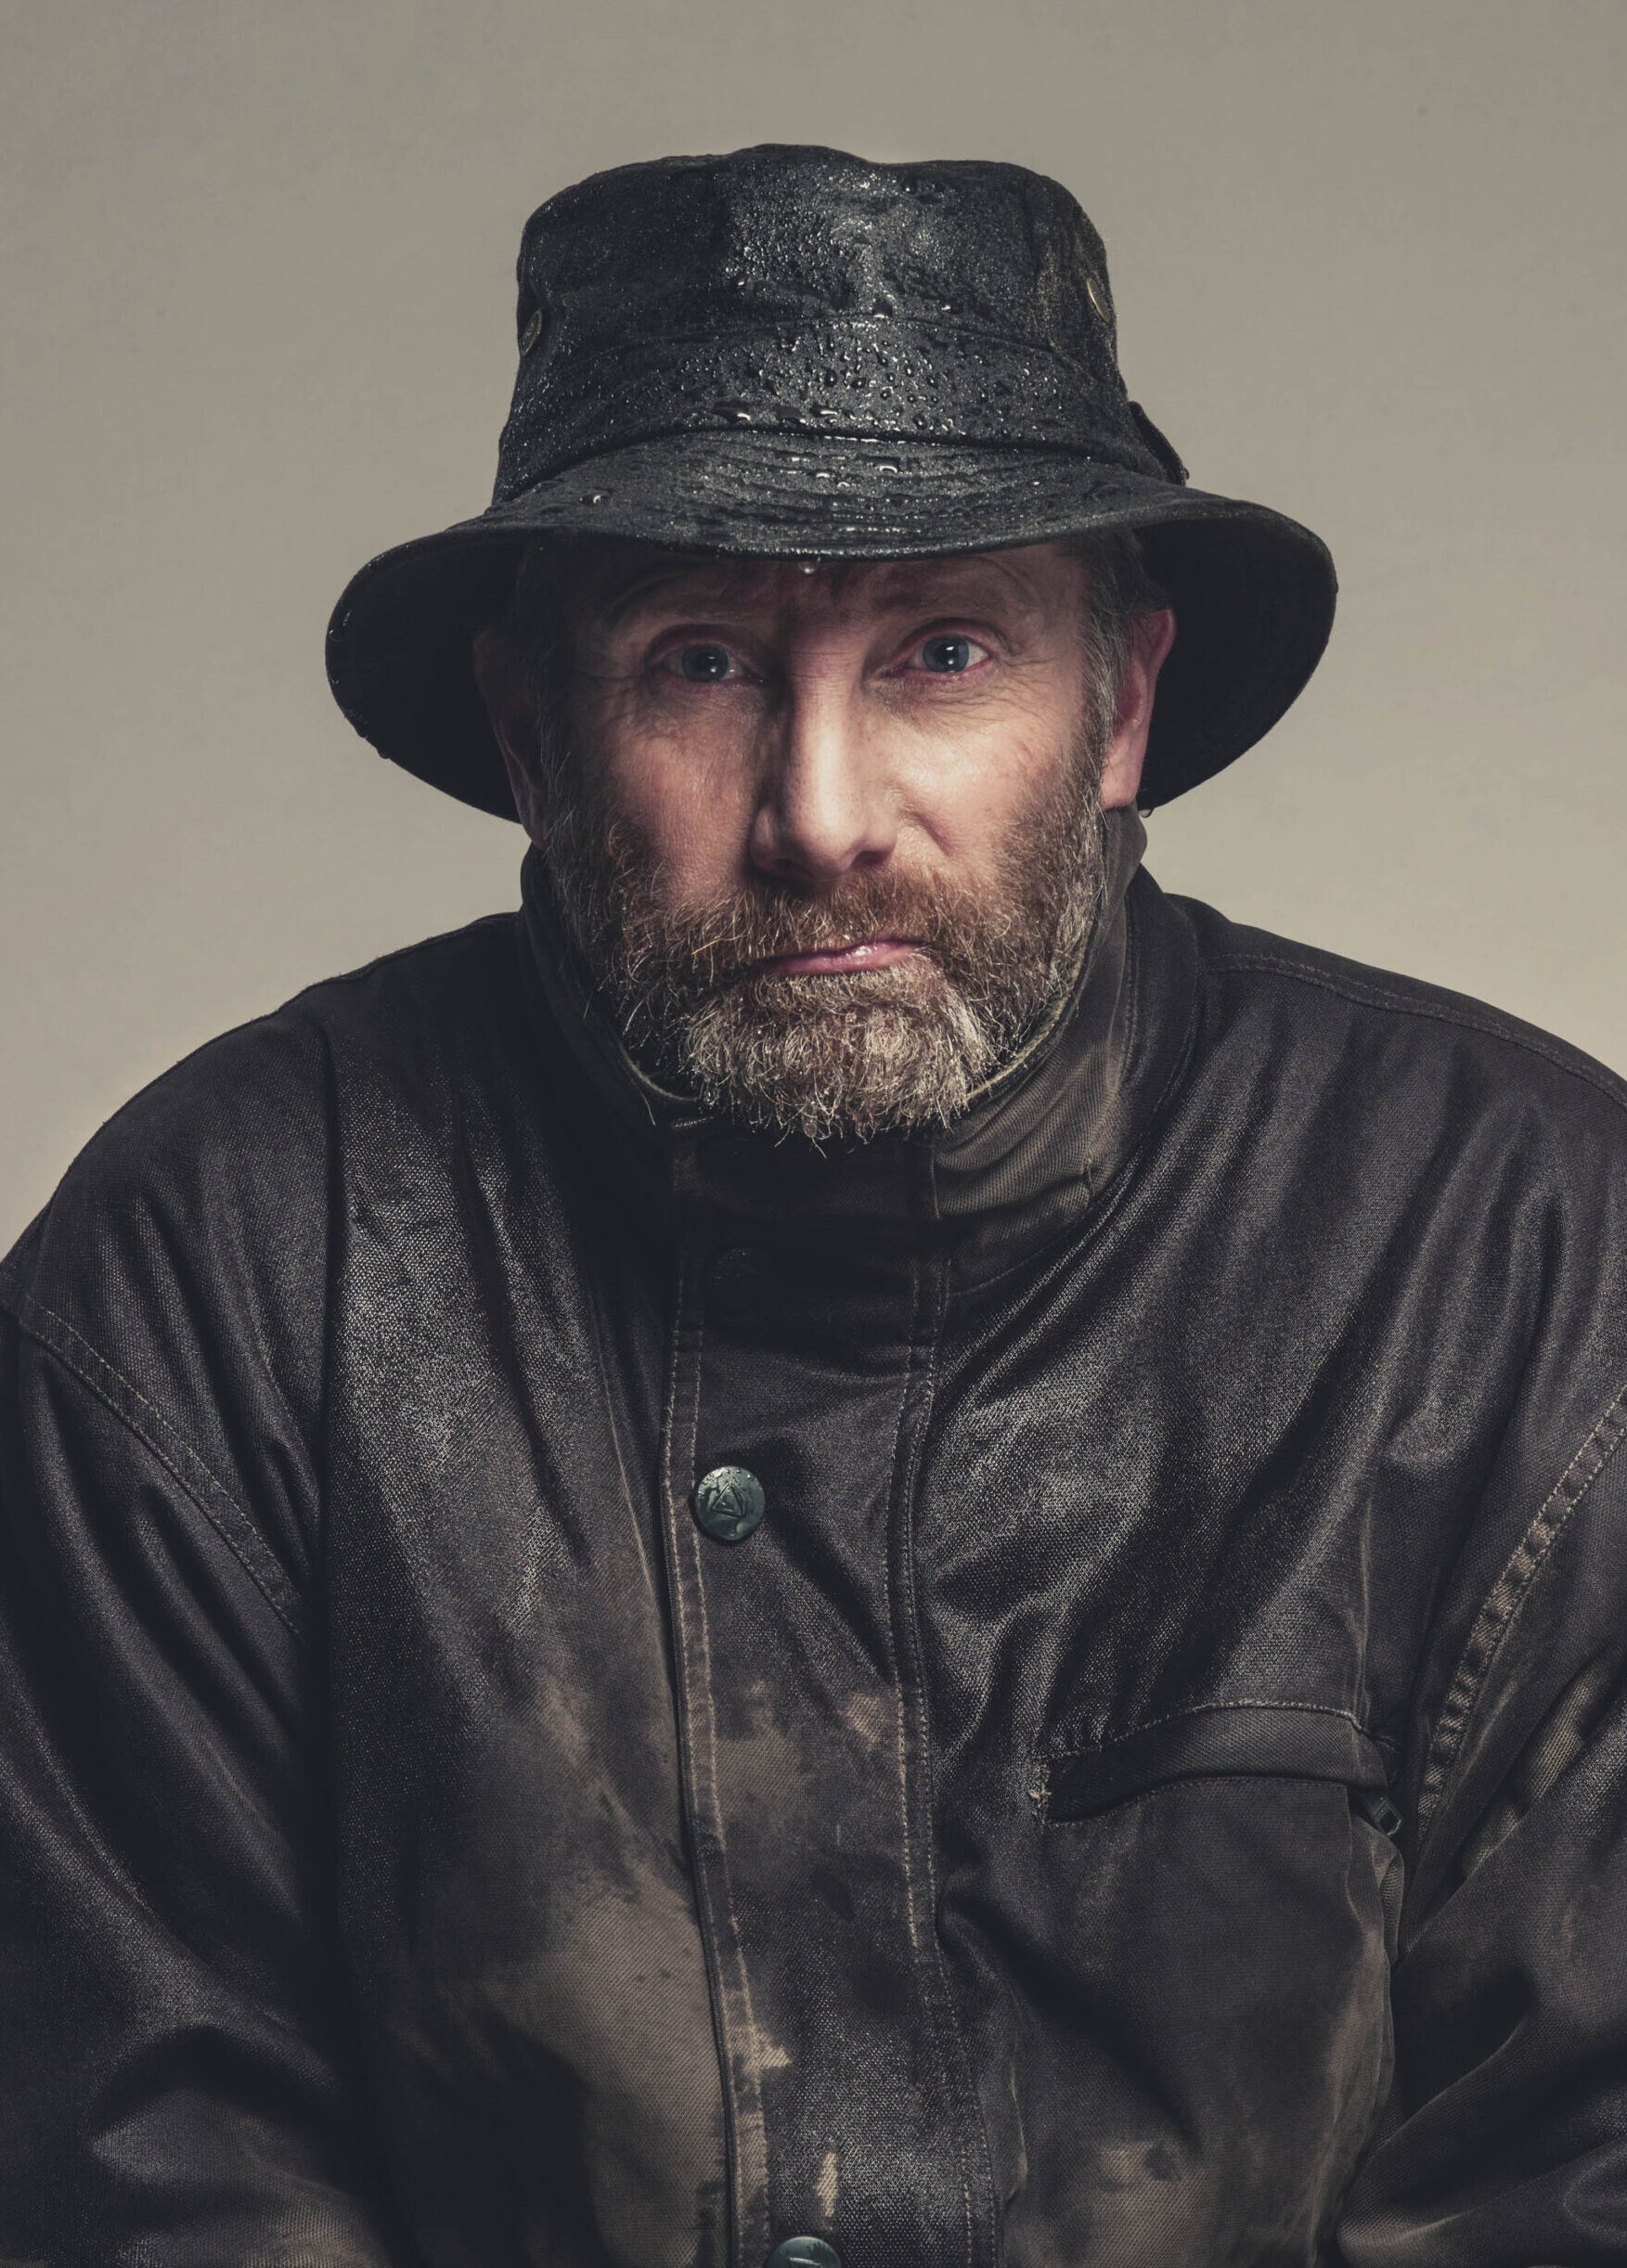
[474,541,1176,974]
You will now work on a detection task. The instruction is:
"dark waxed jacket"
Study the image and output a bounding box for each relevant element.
[6,810,1627,2267]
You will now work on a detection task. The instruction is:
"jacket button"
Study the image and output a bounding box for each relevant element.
[691,1465,766,1542]
[767,2243,841,2268]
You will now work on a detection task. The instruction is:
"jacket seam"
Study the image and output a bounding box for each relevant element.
[1046,1698,1388,1763]
[686,1300,773,2249]
[1042,1771,1369,1826]
[1207,951,1627,1116]
[661,1256,771,2260]
[0,1287,305,1640]
[877,1264,959,2263]
[292,912,516,995]
[948,953,1202,1305]
[1416,1378,1627,1836]
[887,1256,988,2268]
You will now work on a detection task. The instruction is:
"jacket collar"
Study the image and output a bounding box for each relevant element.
[517,807,1197,1276]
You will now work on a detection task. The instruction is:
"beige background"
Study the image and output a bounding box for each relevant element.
[4,0,1623,1242]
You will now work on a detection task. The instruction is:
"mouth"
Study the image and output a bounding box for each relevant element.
[752,938,921,978]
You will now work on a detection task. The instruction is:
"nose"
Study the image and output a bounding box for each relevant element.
[749,666,899,890]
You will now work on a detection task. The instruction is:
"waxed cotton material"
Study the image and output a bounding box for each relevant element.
[6,844,1627,2262]
[324,145,1336,818]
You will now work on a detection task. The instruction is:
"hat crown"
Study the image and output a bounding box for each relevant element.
[495,145,1168,501]
[325,143,1336,823]
[518,146,1117,353]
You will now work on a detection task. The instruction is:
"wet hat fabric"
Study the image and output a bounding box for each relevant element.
[326,145,1336,817]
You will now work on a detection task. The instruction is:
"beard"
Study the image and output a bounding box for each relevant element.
[537,728,1109,1149]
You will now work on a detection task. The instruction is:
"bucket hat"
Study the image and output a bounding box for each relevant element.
[326,144,1336,817]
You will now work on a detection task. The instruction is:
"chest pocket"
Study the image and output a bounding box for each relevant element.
[1017,1700,1403,2256]
[1037,1700,1401,1836]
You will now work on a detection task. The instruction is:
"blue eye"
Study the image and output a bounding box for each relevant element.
[916,634,982,674]
[673,643,735,682]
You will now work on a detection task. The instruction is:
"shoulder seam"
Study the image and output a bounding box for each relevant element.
[298,910,516,997]
[0,1287,306,1640]
[1208,950,1627,1116]
[1415,1378,1627,1838]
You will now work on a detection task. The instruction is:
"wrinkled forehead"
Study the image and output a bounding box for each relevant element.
[573,539,1079,628]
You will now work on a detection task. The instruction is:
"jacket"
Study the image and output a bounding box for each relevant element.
[6,810,1627,2267]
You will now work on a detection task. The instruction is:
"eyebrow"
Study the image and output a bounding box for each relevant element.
[598,551,1044,626]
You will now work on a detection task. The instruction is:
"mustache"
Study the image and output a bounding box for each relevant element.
[617,865,1016,992]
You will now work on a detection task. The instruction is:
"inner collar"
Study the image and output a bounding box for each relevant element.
[516,805,1194,1268]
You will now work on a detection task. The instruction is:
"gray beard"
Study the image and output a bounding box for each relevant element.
[537,730,1108,1148]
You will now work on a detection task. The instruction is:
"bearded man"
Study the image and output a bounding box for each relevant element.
[5,145,1627,2268]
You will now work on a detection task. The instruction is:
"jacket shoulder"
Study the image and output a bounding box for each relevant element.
[1173,893,1627,1139]
[4,913,522,1281]
[0,916,523,1551]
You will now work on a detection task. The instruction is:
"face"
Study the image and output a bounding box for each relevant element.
[476,541,1174,1144]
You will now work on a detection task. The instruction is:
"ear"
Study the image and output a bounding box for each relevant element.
[1099,607,1177,811]
[472,627,547,841]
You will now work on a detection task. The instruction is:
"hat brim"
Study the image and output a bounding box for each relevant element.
[325,428,1336,818]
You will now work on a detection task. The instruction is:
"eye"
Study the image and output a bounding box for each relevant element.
[909,633,989,676]
[665,642,740,683]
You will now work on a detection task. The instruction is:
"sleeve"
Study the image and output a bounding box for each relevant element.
[0,1299,410,2264]
[1333,1381,1627,2267]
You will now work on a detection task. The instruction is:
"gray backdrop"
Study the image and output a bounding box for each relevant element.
[5,0,1623,1241]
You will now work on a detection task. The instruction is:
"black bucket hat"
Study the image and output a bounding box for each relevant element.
[326,144,1336,818]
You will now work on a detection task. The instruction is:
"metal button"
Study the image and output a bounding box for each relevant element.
[691,1465,766,1542]
[767,2242,841,2268]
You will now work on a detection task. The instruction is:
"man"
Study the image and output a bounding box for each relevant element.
[4,143,1626,2267]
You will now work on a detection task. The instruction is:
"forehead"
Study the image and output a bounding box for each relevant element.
[583,541,1079,625]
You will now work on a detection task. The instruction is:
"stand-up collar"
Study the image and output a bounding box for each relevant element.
[518,807,1198,1276]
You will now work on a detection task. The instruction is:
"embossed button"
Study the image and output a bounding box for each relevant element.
[767,2241,841,2268]
[691,1465,766,1542]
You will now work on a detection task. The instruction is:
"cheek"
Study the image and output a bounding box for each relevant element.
[898,717,1078,870]
[593,711,761,896]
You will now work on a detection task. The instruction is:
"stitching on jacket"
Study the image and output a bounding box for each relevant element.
[4,1288,305,1640]
[663,1261,772,2255]
[1417,1381,1627,1835]
[1036,1702,1389,1826]
[1042,1770,1365,1826]
[885,1256,982,2268]
[1046,1697,1385,1764]
[877,1260,962,2260]
[582,1267,664,1611]
[949,924,1204,1306]
[688,1313,771,2207]
[299,911,516,993]
[1208,951,1627,1115]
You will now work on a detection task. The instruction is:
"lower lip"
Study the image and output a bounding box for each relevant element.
[758,939,919,976]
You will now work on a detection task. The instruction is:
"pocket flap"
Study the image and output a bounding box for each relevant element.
[1040,1703,1390,1824]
